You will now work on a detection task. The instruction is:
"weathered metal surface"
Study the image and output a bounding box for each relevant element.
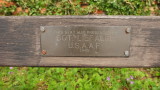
[40,26,131,57]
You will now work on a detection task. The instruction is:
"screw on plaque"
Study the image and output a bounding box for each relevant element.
[124,51,129,56]
[40,26,45,32]
[125,28,130,33]
[41,50,47,55]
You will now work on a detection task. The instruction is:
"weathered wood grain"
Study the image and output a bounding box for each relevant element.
[0,16,160,67]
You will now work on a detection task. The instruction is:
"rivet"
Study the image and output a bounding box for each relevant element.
[125,28,130,33]
[40,26,45,32]
[41,50,47,55]
[124,51,129,56]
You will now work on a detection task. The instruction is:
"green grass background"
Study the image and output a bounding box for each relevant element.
[0,0,160,90]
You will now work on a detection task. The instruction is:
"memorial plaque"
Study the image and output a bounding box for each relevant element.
[40,26,131,57]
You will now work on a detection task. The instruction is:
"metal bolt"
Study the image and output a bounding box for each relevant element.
[124,51,129,56]
[41,50,47,55]
[125,28,130,33]
[40,26,45,32]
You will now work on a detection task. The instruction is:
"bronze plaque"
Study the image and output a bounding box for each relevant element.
[40,26,131,57]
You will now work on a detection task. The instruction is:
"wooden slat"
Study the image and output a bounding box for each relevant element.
[0,16,160,67]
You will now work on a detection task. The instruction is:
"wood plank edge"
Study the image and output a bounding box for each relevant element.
[0,15,160,19]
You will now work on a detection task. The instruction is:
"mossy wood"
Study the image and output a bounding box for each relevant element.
[0,16,160,67]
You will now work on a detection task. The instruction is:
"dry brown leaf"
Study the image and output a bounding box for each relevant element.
[80,2,89,8]
[94,10,105,14]
[0,0,7,7]
[0,0,15,7]
[40,8,46,14]
[16,7,23,12]
[24,9,29,13]
[12,7,23,15]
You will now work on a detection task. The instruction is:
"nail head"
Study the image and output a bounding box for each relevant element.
[40,26,45,32]
[124,51,129,56]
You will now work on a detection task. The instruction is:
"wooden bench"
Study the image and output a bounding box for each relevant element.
[0,16,160,67]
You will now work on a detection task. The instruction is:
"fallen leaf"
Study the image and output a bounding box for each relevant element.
[150,7,155,12]
[12,7,23,15]
[24,9,29,13]
[0,0,15,7]
[80,2,89,8]
[40,8,46,14]
[16,7,23,12]
[0,0,7,7]
[123,87,128,90]
[94,10,105,14]
[5,1,15,7]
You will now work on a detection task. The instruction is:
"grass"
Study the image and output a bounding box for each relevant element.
[0,0,160,16]
[0,67,160,89]
[0,0,160,89]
